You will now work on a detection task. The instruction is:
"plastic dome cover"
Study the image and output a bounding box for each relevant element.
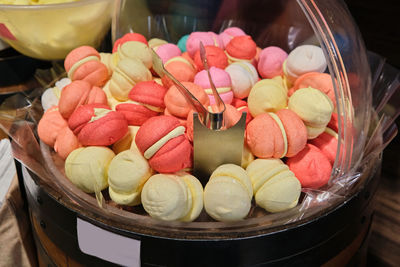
[114,0,372,181]
[5,0,378,238]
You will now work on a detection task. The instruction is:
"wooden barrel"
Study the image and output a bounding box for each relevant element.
[31,212,84,267]
[30,209,371,267]
[20,158,380,267]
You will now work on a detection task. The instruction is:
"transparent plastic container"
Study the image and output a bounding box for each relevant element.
[0,0,114,60]
[27,0,373,234]
[115,0,371,181]
[7,0,399,265]
[102,0,373,231]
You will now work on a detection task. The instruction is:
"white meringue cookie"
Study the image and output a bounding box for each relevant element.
[284,45,327,83]
[41,87,61,111]
[55,78,71,90]
[41,78,71,111]
[225,61,258,99]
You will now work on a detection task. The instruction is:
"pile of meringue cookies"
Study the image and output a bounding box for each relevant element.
[38,27,340,222]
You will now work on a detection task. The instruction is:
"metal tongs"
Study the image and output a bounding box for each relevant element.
[151,42,246,182]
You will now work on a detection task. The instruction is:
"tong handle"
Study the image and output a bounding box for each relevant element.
[199,42,226,130]
[151,49,209,124]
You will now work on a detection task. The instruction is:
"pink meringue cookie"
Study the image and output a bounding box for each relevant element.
[154,43,182,63]
[186,31,224,57]
[225,36,257,63]
[194,66,233,105]
[37,106,68,147]
[309,127,338,165]
[257,46,288,79]
[219,27,246,47]
[54,126,81,160]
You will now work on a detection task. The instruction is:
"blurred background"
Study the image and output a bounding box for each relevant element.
[344,0,400,266]
[345,0,399,69]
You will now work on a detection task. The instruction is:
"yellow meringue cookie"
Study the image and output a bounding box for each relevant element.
[112,126,141,154]
[108,150,153,206]
[247,158,288,193]
[109,58,152,101]
[256,174,301,213]
[65,146,115,193]
[118,41,153,69]
[153,77,163,86]
[271,75,288,95]
[179,172,204,222]
[282,60,293,88]
[306,125,328,140]
[148,38,168,49]
[204,164,253,222]
[288,87,334,139]
[241,143,255,169]
[210,164,253,198]
[110,52,120,72]
[248,78,288,117]
[99,52,114,76]
[102,81,122,110]
[246,159,301,213]
[141,173,203,222]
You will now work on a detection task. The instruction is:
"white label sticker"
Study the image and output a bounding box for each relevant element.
[77,218,141,267]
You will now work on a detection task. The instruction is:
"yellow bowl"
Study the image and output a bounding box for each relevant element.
[0,0,115,60]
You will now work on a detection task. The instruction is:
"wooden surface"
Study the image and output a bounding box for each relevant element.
[368,175,400,266]
[32,212,84,267]
[367,134,400,266]
[344,1,400,266]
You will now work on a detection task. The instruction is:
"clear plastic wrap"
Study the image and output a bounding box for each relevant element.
[2,57,397,239]
[114,0,372,180]
[1,0,399,239]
